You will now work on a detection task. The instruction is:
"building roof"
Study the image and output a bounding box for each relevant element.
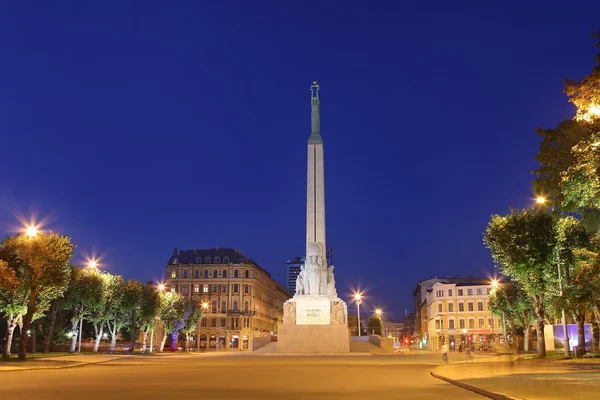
[167,247,270,276]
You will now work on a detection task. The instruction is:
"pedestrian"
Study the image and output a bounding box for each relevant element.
[441,343,449,363]
[458,343,463,353]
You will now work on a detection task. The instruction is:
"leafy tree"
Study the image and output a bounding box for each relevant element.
[104,274,126,352]
[0,232,74,360]
[488,282,535,351]
[180,304,203,351]
[347,314,359,336]
[62,266,105,353]
[367,314,383,336]
[0,257,26,360]
[157,292,187,351]
[121,281,161,353]
[484,209,557,358]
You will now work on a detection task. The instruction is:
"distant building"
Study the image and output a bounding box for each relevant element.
[382,320,404,339]
[285,256,304,294]
[402,313,416,341]
[423,279,501,351]
[164,247,291,351]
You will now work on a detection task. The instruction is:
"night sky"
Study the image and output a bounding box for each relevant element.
[2,1,599,320]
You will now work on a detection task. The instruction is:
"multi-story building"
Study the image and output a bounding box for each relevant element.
[382,320,404,340]
[284,256,303,294]
[424,279,501,351]
[164,247,291,351]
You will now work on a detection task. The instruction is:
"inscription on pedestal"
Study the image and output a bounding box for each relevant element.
[296,298,331,325]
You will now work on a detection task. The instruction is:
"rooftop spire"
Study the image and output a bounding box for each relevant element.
[309,81,322,144]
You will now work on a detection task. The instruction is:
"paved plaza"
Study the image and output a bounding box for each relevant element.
[1,353,482,400]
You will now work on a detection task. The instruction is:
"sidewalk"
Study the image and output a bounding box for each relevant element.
[432,354,600,400]
[0,354,130,373]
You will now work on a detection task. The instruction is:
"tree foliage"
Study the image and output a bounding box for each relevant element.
[367,314,383,336]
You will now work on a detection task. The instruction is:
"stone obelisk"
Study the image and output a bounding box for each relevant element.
[306,81,328,295]
[277,82,349,353]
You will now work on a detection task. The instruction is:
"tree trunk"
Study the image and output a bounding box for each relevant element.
[31,322,36,353]
[129,327,138,354]
[18,292,40,360]
[93,322,104,353]
[534,299,546,358]
[43,301,59,353]
[185,332,189,351]
[523,325,530,352]
[171,332,178,351]
[69,317,79,353]
[576,313,586,355]
[141,328,149,352]
[107,319,118,352]
[3,316,19,360]
[160,334,167,351]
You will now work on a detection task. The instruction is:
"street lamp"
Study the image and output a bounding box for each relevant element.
[157,283,165,292]
[87,259,98,269]
[25,225,38,237]
[375,308,383,336]
[354,292,362,337]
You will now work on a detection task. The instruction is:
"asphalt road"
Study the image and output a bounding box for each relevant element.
[0,353,483,400]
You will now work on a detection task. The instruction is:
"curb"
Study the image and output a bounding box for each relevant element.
[430,370,522,400]
[248,352,373,357]
[0,356,130,373]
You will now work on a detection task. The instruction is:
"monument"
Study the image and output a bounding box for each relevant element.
[277,82,350,353]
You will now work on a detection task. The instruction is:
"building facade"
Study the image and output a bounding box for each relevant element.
[382,320,404,340]
[284,256,303,294]
[424,280,501,351]
[165,247,291,351]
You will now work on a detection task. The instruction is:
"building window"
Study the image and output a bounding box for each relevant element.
[458,303,464,312]
[213,269,217,277]
[171,271,176,278]
[244,284,249,294]
[435,320,441,329]
[203,270,208,278]
[194,284,199,293]
[208,270,213,278]
[222,284,227,293]
[234,270,239,278]
[477,302,484,311]
[203,284,209,293]
[438,304,442,313]
[233,300,239,310]
[478,318,484,329]
[211,318,216,328]
[477,288,482,295]
[245,270,249,278]
[459,319,465,329]
[212,284,218,294]
[223,256,230,264]
[223,270,228,278]
[204,257,211,264]
[171,287,176,293]
[449,319,455,329]
[488,317,493,328]
[448,289,453,296]
[182,284,189,293]
[211,300,217,313]
[213,256,220,264]
[173,258,178,265]
[467,289,473,295]
[233,284,239,293]
[221,300,227,312]
[448,303,454,312]
[458,289,463,296]
[183,270,188,278]
[196,257,202,264]
[468,319,475,329]
[221,318,226,327]
[244,300,249,311]
[468,302,474,312]
[195,270,199,278]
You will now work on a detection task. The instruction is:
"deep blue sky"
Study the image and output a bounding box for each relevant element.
[1,1,599,320]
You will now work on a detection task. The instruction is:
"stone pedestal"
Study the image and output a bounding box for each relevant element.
[278,297,350,353]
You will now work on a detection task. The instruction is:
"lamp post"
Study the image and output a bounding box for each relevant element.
[354,293,362,336]
[375,308,383,336]
[536,196,570,357]
[198,302,208,352]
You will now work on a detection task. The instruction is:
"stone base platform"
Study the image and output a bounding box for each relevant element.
[277,324,350,353]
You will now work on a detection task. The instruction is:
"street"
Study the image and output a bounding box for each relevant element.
[0,353,482,399]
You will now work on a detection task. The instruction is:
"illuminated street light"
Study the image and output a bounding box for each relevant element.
[25,225,38,237]
[375,308,382,316]
[491,279,499,289]
[87,259,98,269]
[535,196,547,205]
[201,302,209,310]
[157,283,165,292]
[354,292,363,337]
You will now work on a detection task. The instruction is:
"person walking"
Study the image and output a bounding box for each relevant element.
[441,343,449,363]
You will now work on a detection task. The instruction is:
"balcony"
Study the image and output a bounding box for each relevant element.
[228,309,256,316]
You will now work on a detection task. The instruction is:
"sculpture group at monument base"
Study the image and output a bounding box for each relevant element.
[277,324,350,353]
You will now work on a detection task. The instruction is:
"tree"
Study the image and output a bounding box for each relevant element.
[488,282,536,351]
[157,292,187,351]
[484,209,558,358]
[347,314,359,336]
[367,314,383,336]
[0,232,74,360]
[121,281,161,353]
[104,274,126,352]
[62,266,105,353]
[0,257,26,360]
[180,304,203,351]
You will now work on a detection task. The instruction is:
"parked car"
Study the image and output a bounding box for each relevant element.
[163,344,182,352]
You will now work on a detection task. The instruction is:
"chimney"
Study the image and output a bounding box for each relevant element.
[173,248,178,257]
